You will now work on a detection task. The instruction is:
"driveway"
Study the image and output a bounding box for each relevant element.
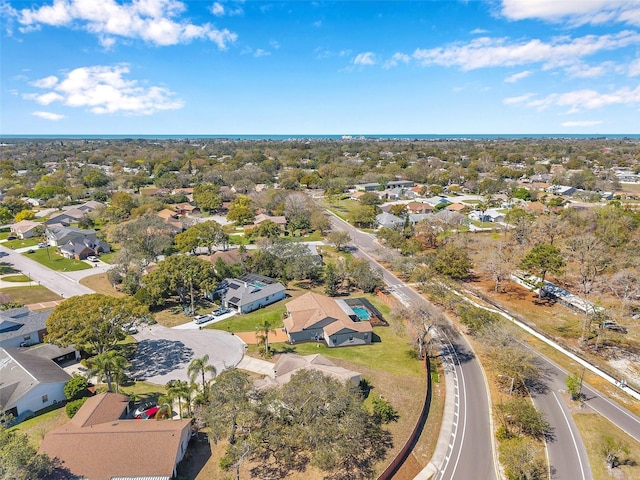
[129,324,245,385]
[172,311,237,329]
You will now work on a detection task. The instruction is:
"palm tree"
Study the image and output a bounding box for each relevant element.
[255,319,274,357]
[167,380,192,418]
[188,355,217,393]
[87,350,129,393]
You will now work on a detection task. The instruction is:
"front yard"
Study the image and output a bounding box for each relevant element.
[23,247,92,272]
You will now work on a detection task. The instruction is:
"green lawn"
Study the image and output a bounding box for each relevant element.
[0,285,61,304]
[96,250,118,264]
[23,248,92,271]
[207,304,287,332]
[4,238,40,249]
[1,274,31,282]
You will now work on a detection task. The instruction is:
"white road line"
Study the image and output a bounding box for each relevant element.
[553,392,587,480]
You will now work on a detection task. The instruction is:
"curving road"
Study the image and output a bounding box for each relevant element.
[326,213,498,480]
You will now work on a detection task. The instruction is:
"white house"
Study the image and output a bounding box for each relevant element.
[0,347,71,421]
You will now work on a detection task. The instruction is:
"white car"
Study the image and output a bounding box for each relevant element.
[87,255,99,262]
[193,314,212,325]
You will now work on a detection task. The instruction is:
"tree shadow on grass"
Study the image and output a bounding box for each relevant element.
[129,339,194,380]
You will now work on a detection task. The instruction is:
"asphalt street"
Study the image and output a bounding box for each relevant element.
[130,324,245,385]
[0,243,97,298]
[327,212,498,480]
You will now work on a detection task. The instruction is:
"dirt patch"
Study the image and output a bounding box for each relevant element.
[235,328,289,345]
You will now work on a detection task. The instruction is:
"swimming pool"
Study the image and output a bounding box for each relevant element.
[352,306,371,321]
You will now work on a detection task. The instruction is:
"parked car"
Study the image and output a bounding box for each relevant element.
[193,314,212,325]
[0,252,8,257]
[136,405,160,419]
[87,255,99,262]
[37,242,47,248]
[133,402,156,417]
[6,235,16,240]
[212,307,231,316]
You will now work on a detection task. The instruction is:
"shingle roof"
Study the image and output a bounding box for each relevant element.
[0,307,51,345]
[39,392,191,480]
[269,353,361,386]
[284,292,372,335]
[223,278,285,308]
[0,347,71,410]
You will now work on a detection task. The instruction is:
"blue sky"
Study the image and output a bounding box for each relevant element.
[1,0,639,135]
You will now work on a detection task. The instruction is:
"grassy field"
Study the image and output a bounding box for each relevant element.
[3,238,40,249]
[573,411,640,480]
[1,274,31,282]
[8,407,68,449]
[0,285,61,303]
[79,273,125,297]
[23,248,92,272]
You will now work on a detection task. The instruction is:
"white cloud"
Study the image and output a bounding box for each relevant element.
[561,120,603,127]
[504,70,531,83]
[313,20,322,27]
[30,75,58,88]
[384,52,410,69]
[24,65,184,115]
[629,58,640,77]
[254,48,270,57]
[411,31,640,71]
[501,0,640,27]
[269,40,280,49]
[210,2,225,16]
[33,111,65,120]
[17,0,237,48]
[353,52,376,66]
[470,28,489,34]
[504,85,640,112]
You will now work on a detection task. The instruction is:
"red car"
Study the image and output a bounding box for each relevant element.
[135,405,160,419]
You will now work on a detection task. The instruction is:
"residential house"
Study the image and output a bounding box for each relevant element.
[283,292,373,347]
[423,196,451,208]
[39,392,192,480]
[0,307,52,349]
[10,220,42,239]
[202,249,250,270]
[157,208,184,232]
[354,182,381,192]
[408,213,433,225]
[375,212,404,229]
[255,353,361,390]
[0,347,71,420]
[387,180,415,189]
[446,203,469,213]
[548,185,576,196]
[406,202,433,214]
[253,213,287,230]
[173,202,200,217]
[218,274,286,314]
[45,226,110,259]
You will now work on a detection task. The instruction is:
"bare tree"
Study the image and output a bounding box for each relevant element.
[483,238,516,293]
[392,302,445,359]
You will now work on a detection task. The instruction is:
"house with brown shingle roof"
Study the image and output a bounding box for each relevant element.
[39,392,191,480]
[283,292,373,347]
[10,219,41,239]
[406,202,433,214]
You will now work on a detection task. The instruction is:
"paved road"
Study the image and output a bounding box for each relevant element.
[0,244,95,298]
[130,324,245,385]
[327,213,498,480]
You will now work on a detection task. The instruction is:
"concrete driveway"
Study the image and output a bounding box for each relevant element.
[129,324,245,386]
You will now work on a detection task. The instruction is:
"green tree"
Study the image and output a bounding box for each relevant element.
[143,255,217,311]
[87,350,130,392]
[326,230,351,250]
[167,380,193,418]
[0,425,55,480]
[255,319,274,357]
[83,170,110,187]
[246,220,281,240]
[193,184,222,213]
[324,262,339,297]
[310,210,331,234]
[107,213,176,263]
[565,372,582,401]
[359,191,382,206]
[371,396,399,424]
[175,220,229,254]
[433,243,474,279]
[349,205,377,228]
[520,244,565,298]
[46,294,149,355]
[498,437,545,480]
[0,207,12,223]
[14,210,35,221]
[188,355,217,393]
[227,195,255,226]
[64,374,90,400]
[348,258,383,293]
[494,397,549,439]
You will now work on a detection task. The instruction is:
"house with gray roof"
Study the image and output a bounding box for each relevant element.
[375,212,404,229]
[0,307,51,349]
[45,226,110,256]
[0,347,71,421]
[219,274,286,314]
